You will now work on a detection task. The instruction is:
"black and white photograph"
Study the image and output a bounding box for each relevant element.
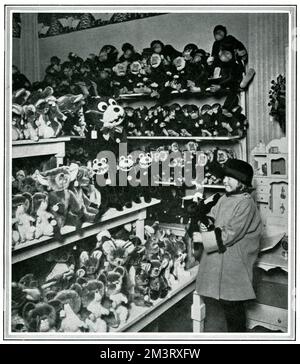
[1,1,298,344]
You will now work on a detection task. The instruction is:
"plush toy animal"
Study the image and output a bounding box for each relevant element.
[59,303,86,332]
[100,267,129,328]
[84,96,125,145]
[32,192,57,239]
[36,164,83,229]
[12,194,35,243]
[23,302,57,332]
[70,165,99,223]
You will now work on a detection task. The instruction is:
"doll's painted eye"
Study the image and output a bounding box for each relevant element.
[98,102,108,112]
[108,98,117,106]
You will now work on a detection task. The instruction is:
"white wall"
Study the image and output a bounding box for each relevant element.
[247,13,288,152]
[39,13,249,76]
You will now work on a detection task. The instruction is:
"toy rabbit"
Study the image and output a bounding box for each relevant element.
[32,192,57,239]
[12,195,35,243]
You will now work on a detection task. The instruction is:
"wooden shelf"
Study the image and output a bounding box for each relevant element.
[127,136,241,141]
[203,184,225,189]
[118,89,245,101]
[12,199,161,264]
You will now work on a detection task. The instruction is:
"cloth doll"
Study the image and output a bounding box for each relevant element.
[111,62,130,95]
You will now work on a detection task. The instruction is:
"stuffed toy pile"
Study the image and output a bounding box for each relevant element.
[12,87,87,141]
[16,25,255,109]
[11,225,191,332]
[124,103,248,137]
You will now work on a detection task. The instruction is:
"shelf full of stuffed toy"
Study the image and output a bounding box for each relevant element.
[11,224,196,334]
[12,87,88,142]
[11,157,161,264]
[123,102,248,139]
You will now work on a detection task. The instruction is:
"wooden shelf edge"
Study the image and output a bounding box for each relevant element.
[12,199,161,264]
[127,136,242,141]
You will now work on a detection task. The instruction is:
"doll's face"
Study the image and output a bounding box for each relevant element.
[150,54,161,68]
[219,50,233,63]
[214,30,225,41]
[130,61,141,75]
[223,176,239,193]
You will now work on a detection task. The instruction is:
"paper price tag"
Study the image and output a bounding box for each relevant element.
[91,130,98,139]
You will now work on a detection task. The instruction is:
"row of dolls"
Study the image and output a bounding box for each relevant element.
[12,141,235,245]
[11,224,192,332]
[30,31,253,102]
[124,102,248,138]
[12,87,87,141]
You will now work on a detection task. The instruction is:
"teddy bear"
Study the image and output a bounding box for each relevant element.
[23,302,57,332]
[99,267,129,328]
[85,284,109,332]
[70,165,100,224]
[12,194,36,244]
[31,192,57,239]
[36,164,83,230]
[148,259,170,301]
[133,265,153,307]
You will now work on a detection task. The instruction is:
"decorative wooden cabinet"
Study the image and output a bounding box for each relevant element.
[251,137,288,229]
[247,137,289,333]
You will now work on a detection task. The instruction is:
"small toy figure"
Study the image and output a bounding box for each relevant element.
[32,192,57,239]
